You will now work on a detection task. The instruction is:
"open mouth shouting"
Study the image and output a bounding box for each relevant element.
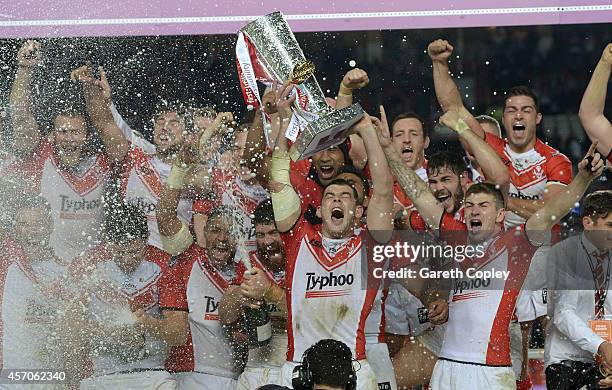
[434,190,453,210]
[318,164,336,179]
[401,145,414,161]
[331,207,345,224]
[512,121,526,134]
[469,218,483,233]
[210,243,231,259]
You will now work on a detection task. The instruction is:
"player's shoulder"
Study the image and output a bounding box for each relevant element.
[534,138,570,164]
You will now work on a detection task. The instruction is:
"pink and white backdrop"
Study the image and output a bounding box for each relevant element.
[0,0,610,38]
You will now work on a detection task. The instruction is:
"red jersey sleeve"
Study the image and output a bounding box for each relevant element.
[408,211,427,231]
[545,152,573,186]
[159,261,189,311]
[192,199,214,215]
[483,132,506,156]
[438,212,468,246]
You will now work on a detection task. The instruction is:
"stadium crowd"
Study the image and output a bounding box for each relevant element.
[0,34,610,390]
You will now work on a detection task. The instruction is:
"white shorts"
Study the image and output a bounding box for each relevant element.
[236,366,281,390]
[416,325,446,357]
[430,359,516,390]
[366,343,397,390]
[509,321,523,379]
[79,370,177,390]
[280,359,379,390]
[176,372,237,390]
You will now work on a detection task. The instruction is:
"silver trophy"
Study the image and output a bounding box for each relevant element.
[240,11,364,161]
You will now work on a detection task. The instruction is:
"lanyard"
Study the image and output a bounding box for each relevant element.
[581,238,611,314]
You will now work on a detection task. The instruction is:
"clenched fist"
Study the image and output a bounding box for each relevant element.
[341,68,369,90]
[427,39,453,63]
[17,40,41,68]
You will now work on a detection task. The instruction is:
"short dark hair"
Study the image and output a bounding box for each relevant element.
[323,178,359,201]
[208,205,234,226]
[253,199,275,227]
[153,101,187,125]
[54,108,86,121]
[427,151,469,179]
[465,182,505,210]
[581,190,612,221]
[390,112,429,139]
[102,203,148,244]
[307,339,354,389]
[504,86,539,112]
[336,165,370,198]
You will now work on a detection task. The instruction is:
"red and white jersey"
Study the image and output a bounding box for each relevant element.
[17,141,111,262]
[485,134,572,228]
[239,252,288,369]
[364,287,387,345]
[211,169,269,253]
[440,225,539,366]
[175,244,244,378]
[81,249,181,376]
[0,242,68,369]
[393,166,428,211]
[120,147,193,250]
[285,219,378,362]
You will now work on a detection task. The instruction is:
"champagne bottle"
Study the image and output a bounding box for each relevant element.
[244,303,272,346]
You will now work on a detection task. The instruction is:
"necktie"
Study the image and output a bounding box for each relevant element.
[594,252,609,319]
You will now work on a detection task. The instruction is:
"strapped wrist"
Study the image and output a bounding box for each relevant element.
[455,118,470,135]
[167,163,191,190]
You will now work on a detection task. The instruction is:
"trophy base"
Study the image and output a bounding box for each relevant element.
[289,103,365,161]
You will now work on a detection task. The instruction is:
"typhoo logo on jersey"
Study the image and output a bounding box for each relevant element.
[128,197,157,214]
[453,276,491,294]
[509,192,540,200]
[60,195,102,213]
[305,272,354,298]
[204,295,220,320]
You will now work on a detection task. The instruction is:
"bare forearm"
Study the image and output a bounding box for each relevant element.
[219,286,244,325]
[459,123,509,188]
[157,187,184,237]
[9,67,39,154]
[335,83,353,110]
[506,197,545,219]
[384,148,442,228]
[244,111,270,186]
[145,313,189,346]
[580,60,611,118]
[84,85,115,130]
[527,175,592,233]
[432,61,463,113]
[579,60,612,155]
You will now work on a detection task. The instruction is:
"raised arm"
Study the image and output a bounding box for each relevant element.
[158,140,211,255]
[270,83,302,232]
[335,68,370,169]
[526,142,604,243]
[439,110,510,196]
[579,43,612,157]
[243,89,279,189]
[9,40,42,156]
[71,65,129,162]
[376,106,445,229]
[428,39,485,139]
[354,114,394,234]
